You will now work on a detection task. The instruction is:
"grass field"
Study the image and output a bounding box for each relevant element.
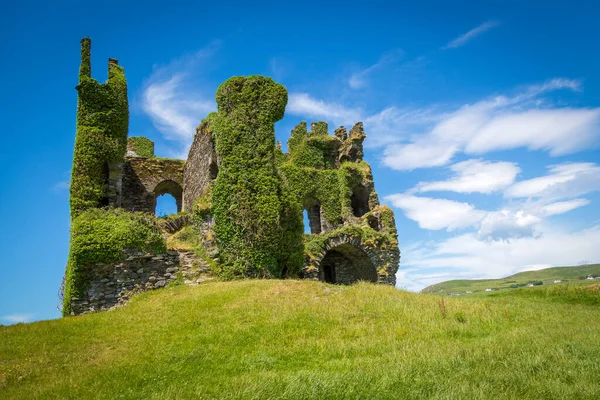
[422,264,600,296]
[1,279,599,399]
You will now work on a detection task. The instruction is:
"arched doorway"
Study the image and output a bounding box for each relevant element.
[153,180,183,215]
[319,243,377,284]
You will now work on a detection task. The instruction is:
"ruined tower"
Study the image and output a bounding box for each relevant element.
[70,38,128,218]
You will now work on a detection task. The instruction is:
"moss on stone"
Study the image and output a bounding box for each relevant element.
[127,136,154,158]
[63,208,166,315]
[70,38,128,218]
[210,76,303,279]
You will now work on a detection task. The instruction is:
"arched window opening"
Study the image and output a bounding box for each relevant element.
[303,209,311,234]
[155,193,178,217]
[154,180,183,215]
[350,187,369,218]
[319,243,377,285]
[305,203,322,234]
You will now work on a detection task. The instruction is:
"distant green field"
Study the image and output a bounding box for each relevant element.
[422,264,600,296]
[1,279,599,399]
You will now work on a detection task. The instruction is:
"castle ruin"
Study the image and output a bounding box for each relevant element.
[63,38,400,315]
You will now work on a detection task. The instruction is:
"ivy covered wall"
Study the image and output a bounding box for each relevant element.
[210,76,303,279]
[70,38,128,218]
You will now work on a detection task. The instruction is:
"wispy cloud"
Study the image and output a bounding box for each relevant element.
[505,162,600,200]
[443,20,500,50]
[286,93,437,148]
[287,93,361,123]
[386,180,591,241]
[381,79,600,170]
[349,49,403,89]
[385,194,486,231]
[397,225,600,291]
[287,78,598,161]
[141,41,220,157]
[412,159,521,194]
[1,313,34,324]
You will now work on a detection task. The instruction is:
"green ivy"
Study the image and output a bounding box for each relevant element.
[210,76,303,279]
[127,136,154,158]
[70,38,128,218]
[63,208,166,315]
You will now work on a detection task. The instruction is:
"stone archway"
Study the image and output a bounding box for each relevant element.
[154,180,183,213]
[319,243,378,284]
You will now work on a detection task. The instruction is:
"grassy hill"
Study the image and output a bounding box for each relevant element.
[422,264,600,295]
[1,280,599,399]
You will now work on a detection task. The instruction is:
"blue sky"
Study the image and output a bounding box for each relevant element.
[1,0,600,324]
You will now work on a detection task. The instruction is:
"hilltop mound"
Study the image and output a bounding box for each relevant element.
[1,280,599,399]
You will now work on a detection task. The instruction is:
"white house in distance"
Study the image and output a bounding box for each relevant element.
[554,280,562,283]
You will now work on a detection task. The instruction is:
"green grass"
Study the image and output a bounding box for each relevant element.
[422,264,600,295]
[1,280,599,399]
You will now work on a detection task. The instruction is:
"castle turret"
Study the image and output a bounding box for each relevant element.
[70,38,129,218]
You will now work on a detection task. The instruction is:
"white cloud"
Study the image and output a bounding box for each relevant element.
[381,79,600,170]
[349,49,403,89]
[505,162,600,199]
[363,106,438,147]
[386,185,591,240]
[141,42,219,155]
[541,199,590,216]
[143,74,215,141]
[397,225,600,291]
[385,194,485,231]
[287,93,360,124]
[465,108,600,155]
[477,210,541,240]
[1,314,34,324]
[386,193,542,240]
[443,20,500,50]
[414,159,520,194]
[382,142,457,170]
[288,79,599,161]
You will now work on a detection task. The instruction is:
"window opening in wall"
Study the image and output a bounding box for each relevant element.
[305,203,322,234]
[155,193,178,217]
[350,187,369,218]
[303,209,311,234]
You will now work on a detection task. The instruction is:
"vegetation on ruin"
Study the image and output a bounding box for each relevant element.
[62,208,166,315]
[70,38,128,218]
[127,136,155,158]
[2,280,599,399]
[210,76,303,279]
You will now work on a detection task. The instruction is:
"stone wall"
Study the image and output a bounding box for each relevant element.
[183,119,219,212]
[302,233,399,286]
[70,249,182,315]
[120,157,185,213]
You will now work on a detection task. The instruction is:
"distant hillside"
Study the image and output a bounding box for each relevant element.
[422,264,600,295]
[1,279,599,399]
